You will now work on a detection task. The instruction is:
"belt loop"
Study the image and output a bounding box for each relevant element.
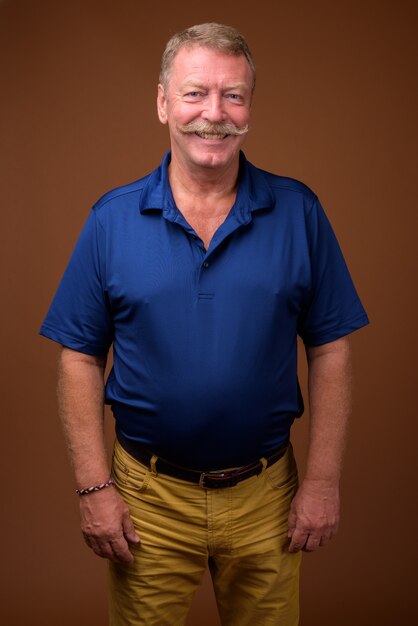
[259,457,268,473]
[150,454,158,476]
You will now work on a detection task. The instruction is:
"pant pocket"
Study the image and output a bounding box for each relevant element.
[111,441,152,493]
[265,445,298,490]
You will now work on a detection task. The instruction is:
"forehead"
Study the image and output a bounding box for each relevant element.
[168,45,253,89]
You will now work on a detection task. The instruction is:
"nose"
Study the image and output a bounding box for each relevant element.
[202,93,225,122]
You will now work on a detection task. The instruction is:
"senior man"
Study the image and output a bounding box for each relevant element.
[40,22,368,626]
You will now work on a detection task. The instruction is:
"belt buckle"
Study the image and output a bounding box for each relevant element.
[199,471,236,489]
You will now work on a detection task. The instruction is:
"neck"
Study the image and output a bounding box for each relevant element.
[168,152,240,202]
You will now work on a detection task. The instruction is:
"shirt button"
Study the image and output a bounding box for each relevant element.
[203,262,209,268]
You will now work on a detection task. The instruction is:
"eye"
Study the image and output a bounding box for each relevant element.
[183,91,205,102]
[184,91,205,98]
[226,93,244,102]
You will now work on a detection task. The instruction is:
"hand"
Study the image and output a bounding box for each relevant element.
[79,486,140,563]
[287,480,340,553]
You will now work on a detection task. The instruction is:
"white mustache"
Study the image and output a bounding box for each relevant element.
[177,120,249,136]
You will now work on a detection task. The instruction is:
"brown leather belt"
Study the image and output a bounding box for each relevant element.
[117,432,288,489]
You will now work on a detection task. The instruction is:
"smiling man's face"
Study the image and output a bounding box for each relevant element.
[157,45,253,175]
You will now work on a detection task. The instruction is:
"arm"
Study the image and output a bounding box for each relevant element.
[288,336,351,552]
[58,346,139,563]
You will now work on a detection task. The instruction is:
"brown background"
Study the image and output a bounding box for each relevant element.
[1,0,417,624]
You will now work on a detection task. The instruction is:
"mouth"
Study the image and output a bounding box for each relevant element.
[195,132,228,140]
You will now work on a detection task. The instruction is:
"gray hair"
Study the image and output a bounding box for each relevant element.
[159,23,256,92]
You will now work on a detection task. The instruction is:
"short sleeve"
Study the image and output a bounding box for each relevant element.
[39,208,113,355]
[297,197,369,346]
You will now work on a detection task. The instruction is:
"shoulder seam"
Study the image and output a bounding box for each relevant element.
[255,167,316,198]
[269,181,315,195]
[93,180,148,211]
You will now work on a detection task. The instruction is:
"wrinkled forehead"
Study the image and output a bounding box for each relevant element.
[167,45,254,89]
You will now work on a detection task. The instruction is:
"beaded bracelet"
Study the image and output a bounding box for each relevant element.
[76,478,115,496]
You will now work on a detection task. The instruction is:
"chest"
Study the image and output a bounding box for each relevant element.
[106,207,311,321]
[181,210,229,250]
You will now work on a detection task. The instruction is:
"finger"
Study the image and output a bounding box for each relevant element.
[87,537,116,560]
[110,537,135,564]
[83,531,128,563]
[287,512,297,537]
[303,533,321,552]
[83,533,106,555]
[90,537,134,564]
[288,528,309,553]
[319,532,332,547]
[122,512,140,544]
[287,521,298,538]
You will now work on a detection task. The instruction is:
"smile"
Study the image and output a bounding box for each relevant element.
[195,132,228,140]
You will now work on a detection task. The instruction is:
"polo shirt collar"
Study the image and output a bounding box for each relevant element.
[139,151,275,220]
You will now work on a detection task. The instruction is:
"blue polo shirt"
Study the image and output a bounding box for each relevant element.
[40,152,368,469]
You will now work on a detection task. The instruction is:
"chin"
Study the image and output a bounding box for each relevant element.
[190,148,238,170]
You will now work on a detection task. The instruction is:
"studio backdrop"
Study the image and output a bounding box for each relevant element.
[1,1,417,624]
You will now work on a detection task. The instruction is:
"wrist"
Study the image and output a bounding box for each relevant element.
[76,477,115,496]
[301,477,340,492]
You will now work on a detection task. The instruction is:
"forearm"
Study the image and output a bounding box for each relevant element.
[304,336,352,486]
[57,347,139,563]
[58,346,110,489]
[287,337,352,552]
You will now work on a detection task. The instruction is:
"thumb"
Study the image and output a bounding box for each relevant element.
[287,509,297,537]
[122,511,140,543]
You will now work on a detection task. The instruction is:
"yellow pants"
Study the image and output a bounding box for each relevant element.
[109,439,301,626]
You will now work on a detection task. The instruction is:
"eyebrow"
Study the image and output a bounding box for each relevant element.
[181,80,250,92]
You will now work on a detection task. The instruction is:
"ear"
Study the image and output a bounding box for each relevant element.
[157,84,168,124]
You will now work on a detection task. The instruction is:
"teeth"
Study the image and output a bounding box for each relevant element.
[196,132,226,139]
